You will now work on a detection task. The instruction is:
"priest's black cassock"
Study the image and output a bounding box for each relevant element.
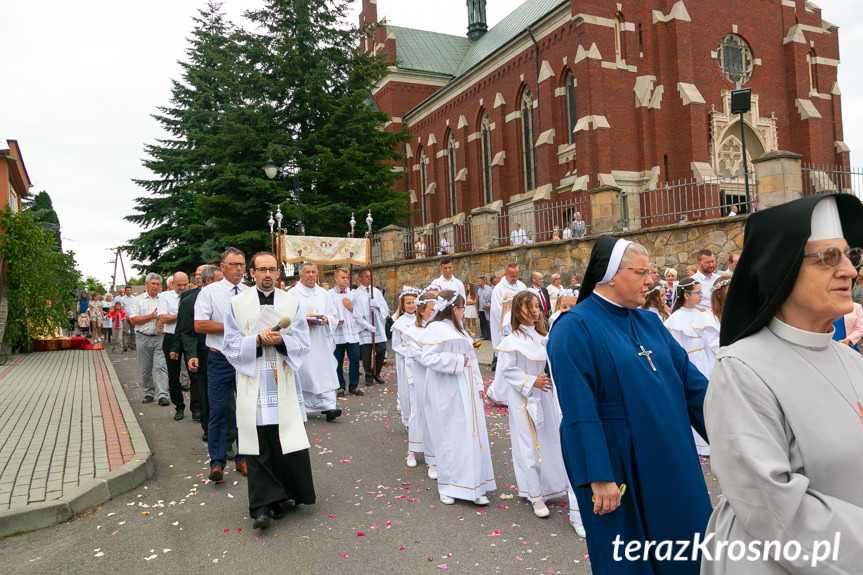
[547,235,712,575]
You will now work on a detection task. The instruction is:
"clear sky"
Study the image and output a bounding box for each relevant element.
[2,0,860,286]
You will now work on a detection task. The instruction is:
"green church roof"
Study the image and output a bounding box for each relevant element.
[386,0,569,79]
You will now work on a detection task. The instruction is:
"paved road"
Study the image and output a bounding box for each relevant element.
[1,350,720,574]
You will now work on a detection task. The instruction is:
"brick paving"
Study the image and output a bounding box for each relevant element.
[0,349,152,534]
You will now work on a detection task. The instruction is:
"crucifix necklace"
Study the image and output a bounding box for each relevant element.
[595,300,657,372]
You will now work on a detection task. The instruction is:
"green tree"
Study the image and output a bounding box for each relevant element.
[26,191,62,248]
[126,0,408,274]
[0,210,80,350]
[82,276,107,295]
[244,0,409,235]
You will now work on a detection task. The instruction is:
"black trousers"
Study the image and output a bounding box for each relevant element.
[162,333,185,411]
[478,311,491,340]
[191,345,209,433]
[247,426,316,516]
[360,341,387,379]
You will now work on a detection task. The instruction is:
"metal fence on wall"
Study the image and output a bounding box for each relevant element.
[632,174,754,228]
[802,163,863,200]
[495,196,591,247]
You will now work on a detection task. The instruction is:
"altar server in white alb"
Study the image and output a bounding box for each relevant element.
[289,263,342,422]
[418,290,495,506]
[221,252,315,530]
[702,194,863,572]
[664,276,712,456]
[493,291,569,519]
[402,291,438,474]
[390,287,419,432]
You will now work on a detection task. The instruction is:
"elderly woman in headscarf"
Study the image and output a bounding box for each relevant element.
[701,194,863,573]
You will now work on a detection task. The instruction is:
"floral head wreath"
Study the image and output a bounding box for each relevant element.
[558,289,576,299]
[400,285,421,299]
[645,284,663,297]
[711,278,732,293]
[433,292,459,312]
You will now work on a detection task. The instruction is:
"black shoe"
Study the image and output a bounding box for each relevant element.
[174,409,184,421]
[253,512,270,529]
[142,396,154,404]
[202,432,208,442]
[336,389,345,398]
[349,388,365,396]
[373,375,386,385]
[191,411,201,421]
[364,377,374,387]
[324,409,342,422]
[158,397,170,406]
[269,503,286,520]
[181,385,190,392]
[226,446,237,460]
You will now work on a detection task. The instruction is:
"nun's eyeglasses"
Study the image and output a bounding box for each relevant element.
[803,246,863,269]
[619,267,653,278]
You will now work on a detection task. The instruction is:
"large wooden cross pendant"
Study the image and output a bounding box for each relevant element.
[638,345,657,372]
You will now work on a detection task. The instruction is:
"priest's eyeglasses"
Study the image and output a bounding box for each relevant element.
[803,246,863,270]
[618,267,653,278]
[254,267,280,274]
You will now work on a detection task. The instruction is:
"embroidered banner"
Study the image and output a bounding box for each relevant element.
[278,235,369,266]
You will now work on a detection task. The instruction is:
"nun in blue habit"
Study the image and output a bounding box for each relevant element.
[547,235,712,575]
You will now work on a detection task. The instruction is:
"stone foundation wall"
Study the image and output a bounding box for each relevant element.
[349,216,745,310]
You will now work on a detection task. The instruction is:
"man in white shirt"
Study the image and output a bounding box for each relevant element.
[527,271,551,318]
[117,286,137,351]
[429,257,465,299]
[288,263,342,421]
[691,249,720,311]
[195,247,249,482]
[129,273,168,406]
[510,222,527,245]
[439,232,450,255]
[330,268,363,397]
[354,269,389,386]
[476,276,493,340]
[158,271,190,420]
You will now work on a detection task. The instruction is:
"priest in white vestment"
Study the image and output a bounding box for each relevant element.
[221,252,315,530]
[288,263,341,421]
[702,194,863,573]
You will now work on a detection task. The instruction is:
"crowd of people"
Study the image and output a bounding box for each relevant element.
[84,193,863,571]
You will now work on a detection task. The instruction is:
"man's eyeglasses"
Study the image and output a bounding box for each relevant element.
[223,261,246,268]
[803,246,863,270]
[618,267,653,278]
[254,267,280,274]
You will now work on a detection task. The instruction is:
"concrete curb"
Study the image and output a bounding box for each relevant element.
[0,351,154,538]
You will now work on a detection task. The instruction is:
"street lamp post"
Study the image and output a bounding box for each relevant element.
[264,145,304,235]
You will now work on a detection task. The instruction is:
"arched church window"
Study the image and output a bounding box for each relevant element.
[447,132,457,216]
[717,34,754,86]
[521,88,537,192]
[564,71,577,145]
[614,13,625,61]
[808,49,818,93]
[480,112,493,205]
[418,148,428,225]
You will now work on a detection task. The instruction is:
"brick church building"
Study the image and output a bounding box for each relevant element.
[359,0,847,238]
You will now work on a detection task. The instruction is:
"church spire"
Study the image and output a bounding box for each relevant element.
[467,0,488,41]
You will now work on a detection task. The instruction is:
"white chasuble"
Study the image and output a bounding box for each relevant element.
[223,288,310,456]
[288,283,340,396]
